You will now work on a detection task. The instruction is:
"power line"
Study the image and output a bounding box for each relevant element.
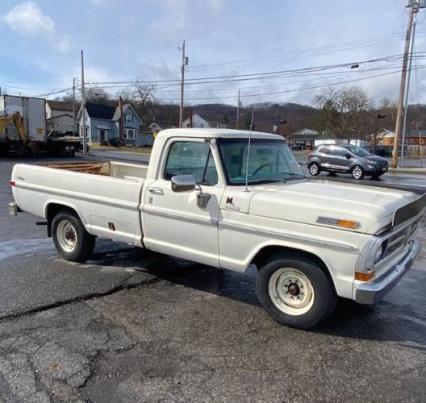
[84,53,426,87]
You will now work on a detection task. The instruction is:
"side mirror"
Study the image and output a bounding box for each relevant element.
[171,175,197,192]
[346,154,351,159]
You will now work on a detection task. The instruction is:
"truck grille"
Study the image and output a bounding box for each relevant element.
[383,221,418,259]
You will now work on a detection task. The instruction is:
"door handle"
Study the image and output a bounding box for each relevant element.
[149,187,164,195]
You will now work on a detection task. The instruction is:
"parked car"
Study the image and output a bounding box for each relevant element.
[9,129,424,329]
[308,144,389,180]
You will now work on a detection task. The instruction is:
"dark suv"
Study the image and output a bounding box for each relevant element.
[307,144,388,180]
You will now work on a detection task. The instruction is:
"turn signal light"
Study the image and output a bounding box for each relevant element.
[10,180,16,187]
[355,271,375,282]
[317,216,360,229]
[336,219,360,229]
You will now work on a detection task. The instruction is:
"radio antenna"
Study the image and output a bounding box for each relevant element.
[244,110,254,192]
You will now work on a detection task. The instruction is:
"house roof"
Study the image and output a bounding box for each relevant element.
[48,100,75,112]
[112,103,142,122]
[182,113,209,124]
[46,113,73,120]
[292,128,319,136]
[85,103,116,120]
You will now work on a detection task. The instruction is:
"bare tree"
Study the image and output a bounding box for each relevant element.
[313,86,370,138]
[85,87,110,105]
[134,81,156,107]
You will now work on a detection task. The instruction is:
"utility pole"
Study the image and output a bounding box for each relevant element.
[400,20,416,167]
[119,96,124,145]
[179,40,188,128]
[236,90,241,129]
[72,78,77,136]
[392,0,423,167]
[80,50,87,155]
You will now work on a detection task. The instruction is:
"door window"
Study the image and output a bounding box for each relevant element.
[164,141,218,185]
[330,148,348,157]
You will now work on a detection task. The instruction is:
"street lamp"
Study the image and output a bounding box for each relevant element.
[373,113,387,154]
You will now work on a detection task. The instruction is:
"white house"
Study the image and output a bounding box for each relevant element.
[182,113,210,128]
[46,100,76,134]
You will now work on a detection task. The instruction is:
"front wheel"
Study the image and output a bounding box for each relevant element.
[52,212,95,262]
[256,254,337,329]
[308,162,320,176]
[351,165,364,180]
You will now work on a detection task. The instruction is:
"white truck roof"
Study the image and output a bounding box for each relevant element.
[156,128,284,141]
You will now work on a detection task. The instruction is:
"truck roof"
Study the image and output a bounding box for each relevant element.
[156,128,284,141]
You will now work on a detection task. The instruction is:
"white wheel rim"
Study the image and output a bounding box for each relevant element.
[268,268,315,316]
[309,164,318,175]
[56,220,78,253]
[353,166,362,179]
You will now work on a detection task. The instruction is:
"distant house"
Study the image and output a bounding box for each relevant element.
[46,100,76,134]
[182,113,210,128]
[375,129,395,146]
[112,103,143,145]
[78,102,143,145]
[148,122,162,133]
[374,128,426,156]
[290,128,319,149]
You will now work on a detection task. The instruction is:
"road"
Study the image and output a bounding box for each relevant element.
[0,156,425,402]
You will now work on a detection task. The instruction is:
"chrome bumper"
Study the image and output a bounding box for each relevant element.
[8,202,19,216]
[354,240,421,305]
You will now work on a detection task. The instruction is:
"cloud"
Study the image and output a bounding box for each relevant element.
[2,2,54,37]
[1,1,70,53]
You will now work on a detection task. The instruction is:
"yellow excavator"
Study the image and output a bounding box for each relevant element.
[0,111,31,154]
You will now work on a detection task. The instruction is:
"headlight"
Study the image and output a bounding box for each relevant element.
[374,244,385,263]
[366,159,377,165]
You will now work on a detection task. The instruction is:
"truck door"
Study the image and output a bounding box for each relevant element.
[142,138,224,267]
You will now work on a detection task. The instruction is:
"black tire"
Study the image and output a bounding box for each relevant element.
[351,165,364,180]
[52,211,95,262]
[256,253,337,329]
[308,162,320,176]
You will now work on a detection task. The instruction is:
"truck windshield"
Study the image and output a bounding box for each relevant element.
[218,138,305,185]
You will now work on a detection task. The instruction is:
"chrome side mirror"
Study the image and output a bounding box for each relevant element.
[171,175,196,192]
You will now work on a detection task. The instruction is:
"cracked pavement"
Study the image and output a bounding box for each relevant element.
[0,157,425,402]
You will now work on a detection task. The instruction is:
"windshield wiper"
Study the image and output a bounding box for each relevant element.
[246,178,287,185]
[280,172,307,179]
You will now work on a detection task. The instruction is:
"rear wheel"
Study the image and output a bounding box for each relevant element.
[52,212,95,262]
[308,162,320,176]
[256,254,337,329]
[351,165,364,180]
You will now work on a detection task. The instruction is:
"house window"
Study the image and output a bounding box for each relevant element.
[125,128,136,139]
[125,114,133,125]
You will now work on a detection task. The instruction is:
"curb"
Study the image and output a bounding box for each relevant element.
[388,168,426,176]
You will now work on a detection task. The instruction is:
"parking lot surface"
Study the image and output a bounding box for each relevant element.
[0,157,425,402]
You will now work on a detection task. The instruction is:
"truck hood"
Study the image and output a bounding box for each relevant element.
[248,180,418,234]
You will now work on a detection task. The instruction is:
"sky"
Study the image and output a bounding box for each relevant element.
[0,0,425,106]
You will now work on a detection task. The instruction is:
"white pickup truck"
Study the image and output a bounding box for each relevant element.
[9,129,425,329]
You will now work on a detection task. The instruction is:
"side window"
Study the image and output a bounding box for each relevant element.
[330,147,347,157]
[164,141,218,186]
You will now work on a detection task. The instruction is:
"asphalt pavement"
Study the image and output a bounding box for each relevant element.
[0,156,425,402]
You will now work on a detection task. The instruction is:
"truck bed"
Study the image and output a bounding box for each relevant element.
[40,161,148,183]
[11,161,147,246]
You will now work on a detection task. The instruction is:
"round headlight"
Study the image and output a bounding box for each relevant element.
[374,244,385,263]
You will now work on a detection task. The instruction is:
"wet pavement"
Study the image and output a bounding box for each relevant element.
[0,156,425,402]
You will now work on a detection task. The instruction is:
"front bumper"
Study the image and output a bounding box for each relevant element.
[354,240,421,304]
